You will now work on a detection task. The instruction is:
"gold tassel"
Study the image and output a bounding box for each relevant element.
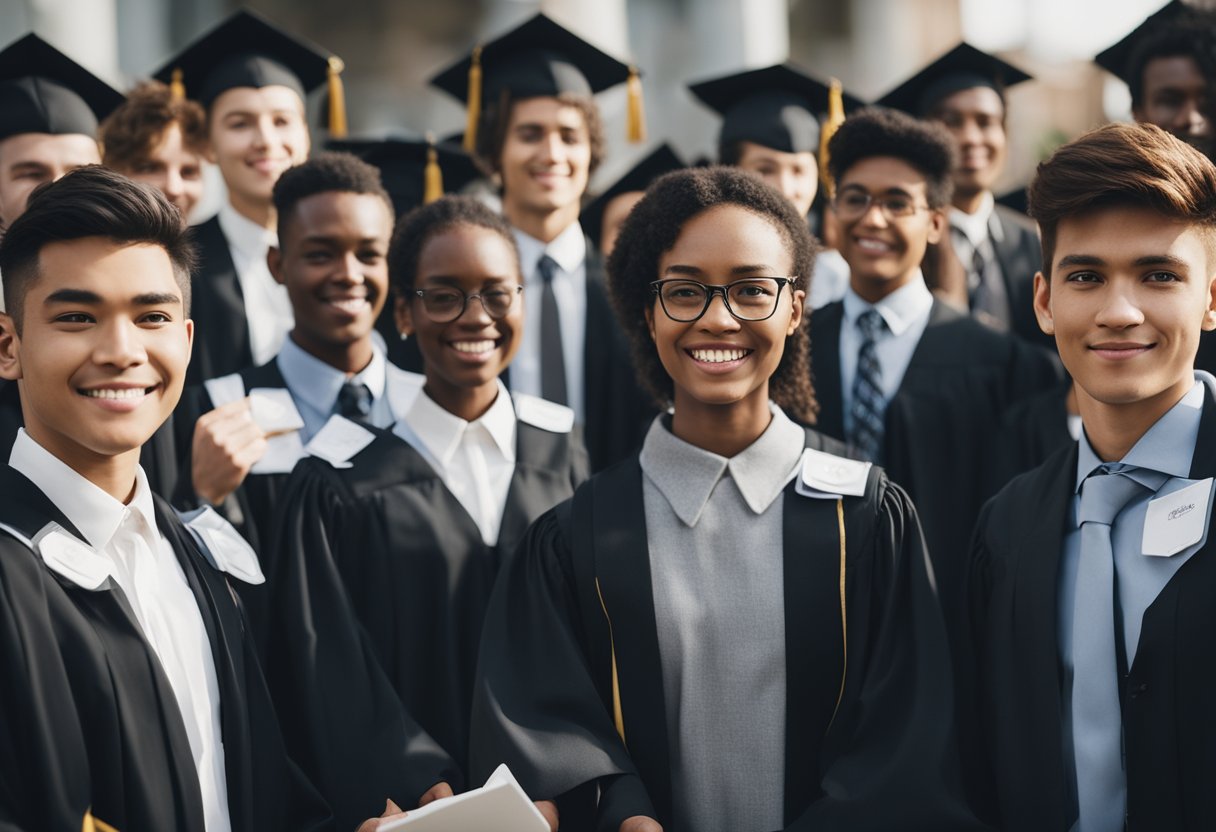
[424,134,444,204]
[327,56,348,138]
[626,65,646,144]
[169,68,185,102]
[819,77,845,199]
[463,46,482,154]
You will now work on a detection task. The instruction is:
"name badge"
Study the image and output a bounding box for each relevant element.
[796,447,871,499]
[1142,477,1213,557]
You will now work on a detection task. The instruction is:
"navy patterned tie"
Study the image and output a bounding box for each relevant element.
[849,309,886,462]
[337,381,373,424]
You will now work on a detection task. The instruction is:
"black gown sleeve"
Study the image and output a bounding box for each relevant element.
[786,481,990,832]
[262,459,459,832]
[469,505,651,826]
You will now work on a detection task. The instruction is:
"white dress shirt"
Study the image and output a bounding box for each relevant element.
[218,202,294,366]
[276,336,394,442]
[510,222,588,421]
[9,430,232,832]
[839,273,935,438]
[392,381,517,545]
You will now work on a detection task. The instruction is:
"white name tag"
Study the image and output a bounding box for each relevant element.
[796,447,871,499]
[305,415,376,468]
[1142,477,1213,557]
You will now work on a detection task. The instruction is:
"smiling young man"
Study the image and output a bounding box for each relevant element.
[963,122,1216,831]
[430,13,653,471]
[809,107,1059,643]
[0,165,350,832]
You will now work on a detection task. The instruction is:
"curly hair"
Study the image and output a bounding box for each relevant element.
[388,194,521,296]
[100,81,207,172]
[607,166,819,423]
[272,151,392,243]
[827,107,957,209]
[473,91,606,178]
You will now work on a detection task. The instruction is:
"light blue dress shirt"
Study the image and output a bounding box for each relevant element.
[274,336,395,442]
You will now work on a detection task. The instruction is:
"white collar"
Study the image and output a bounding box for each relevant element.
[217,202,278,260]
[396,380,517,468]
[842,271,935,337]
[512,221,586,277]
[949,191,996,248]
[276,336,387,417]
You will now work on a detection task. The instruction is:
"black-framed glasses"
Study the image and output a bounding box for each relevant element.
[412,285,524,323]
[649,277,797,323]
[832,189,929,221]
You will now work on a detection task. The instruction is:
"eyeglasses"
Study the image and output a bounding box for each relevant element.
[832,190,930,221]
[649,277,797,323]
[412,285,524,323]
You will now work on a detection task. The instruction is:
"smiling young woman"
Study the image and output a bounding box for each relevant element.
[468,166,985,832]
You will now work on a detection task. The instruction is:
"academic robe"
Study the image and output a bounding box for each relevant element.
[264,412,590,808]
[186,216,253,386]
[393,241,654,472]
[990,204,1056,355]
[0,466,332,832]
[469,428,984,832]
[963,387,1216,830]
[989,380,1073,493]
[810,298,1061,642]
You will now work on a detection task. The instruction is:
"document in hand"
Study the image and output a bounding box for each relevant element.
[379,764,550,831]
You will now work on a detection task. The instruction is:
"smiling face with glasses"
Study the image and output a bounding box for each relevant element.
[832,156,946,302]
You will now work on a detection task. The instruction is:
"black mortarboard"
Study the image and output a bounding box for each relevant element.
[688,63,865,155]
[429,13,645,152]
[0,34,124,142]
[326,135,482,217]
[877,42,1032,117]
[152,9,347,135]
[582,143,685,249]
[1094,1,1211,84]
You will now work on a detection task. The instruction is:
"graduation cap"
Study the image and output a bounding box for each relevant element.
[325,134,482,216]
[1094,1,1213,85]
[582,142,685,249]
[152,9,348,137]
[688,63,866,157]
[429,12,645,153]
[0,33,124,142]
[876,42,1032,117]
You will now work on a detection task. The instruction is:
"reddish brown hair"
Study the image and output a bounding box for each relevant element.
[100,81,207,173]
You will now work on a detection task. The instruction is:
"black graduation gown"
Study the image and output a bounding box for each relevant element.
[263,413,590,819]
[0,466,332,832]
[469,428,984,832]
[990,204,1056,355]
[963,388,1216,830]
[988,380,1073,493]
[810,298,1061,642]
[185,216,254,386]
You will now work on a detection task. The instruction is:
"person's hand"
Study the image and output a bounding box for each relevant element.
[355,799,407,832]
[921,235,969,312]
[418,781,454,806]
[619,816,662,832]
[190,398,267,504]
[534,799,559,831]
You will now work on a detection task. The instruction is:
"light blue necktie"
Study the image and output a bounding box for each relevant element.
[849,308,886,462]
[1071,465,1148,832]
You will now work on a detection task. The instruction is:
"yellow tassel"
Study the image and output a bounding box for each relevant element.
[169,68,185,102]
[424,135,444,204]
[626,66,646,144]
[464,46,482,154]
[819,77,845,199]
[327,56,348,138]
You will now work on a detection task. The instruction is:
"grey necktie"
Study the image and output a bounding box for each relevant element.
[337,381,373,424]
[1071,465,1149,832]
[966,235,1010,332]
[538,254,568,405]
[849,309,886,462]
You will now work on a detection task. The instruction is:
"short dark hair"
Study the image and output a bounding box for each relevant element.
[272,151,392,243]
[827,107,957,209]
[100,80,208,172]
[0,165,195,331]
[607,166,818,423]
[388,195,520,297]
[1128,19,1216,109]
[474,91,606,178]
[1028,121,1216,275]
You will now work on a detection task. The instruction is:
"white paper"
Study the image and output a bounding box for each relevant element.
[248,388,305,435]
[304,415,377,469]
[379,765,548,832]
[1142,477,1213,557]
[251,431,306,475]
[204,374,246,408]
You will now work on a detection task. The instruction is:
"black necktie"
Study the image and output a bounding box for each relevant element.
[337,381,373,424]
[538,254,568,405]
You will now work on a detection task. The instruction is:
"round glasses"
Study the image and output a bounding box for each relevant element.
[649,277,796,323]
[832,190,930,221]
[412,285,523,323]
